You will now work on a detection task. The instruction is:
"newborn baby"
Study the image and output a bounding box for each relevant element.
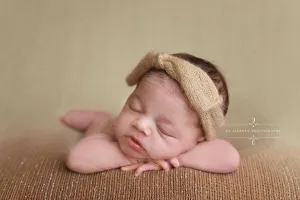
[61,52,240,176]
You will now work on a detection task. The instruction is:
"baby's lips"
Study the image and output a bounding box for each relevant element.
[126,136,145,152]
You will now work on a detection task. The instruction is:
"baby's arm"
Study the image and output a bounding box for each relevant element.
[66,134,131,174]
[61,110,111,133]
[178,139,240,173]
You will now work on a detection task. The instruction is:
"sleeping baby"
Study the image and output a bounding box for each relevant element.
[61,51,240,176]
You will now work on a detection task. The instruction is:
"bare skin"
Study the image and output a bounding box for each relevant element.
[61,110,178,175]
[62,74,240,176]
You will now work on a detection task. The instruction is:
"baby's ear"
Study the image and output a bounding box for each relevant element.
[197,136,205,143]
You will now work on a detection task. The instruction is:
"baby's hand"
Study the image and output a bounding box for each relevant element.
[121,157,180,176]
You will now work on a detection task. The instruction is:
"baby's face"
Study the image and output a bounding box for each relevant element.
[114,74,203,160]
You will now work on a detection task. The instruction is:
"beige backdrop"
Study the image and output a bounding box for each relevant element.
[0,1,299,148]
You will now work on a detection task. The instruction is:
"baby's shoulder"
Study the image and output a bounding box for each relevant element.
[101,118,117,138]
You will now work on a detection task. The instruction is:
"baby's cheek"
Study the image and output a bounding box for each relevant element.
[114,121,126,138]
[115,113,131,130]
[181,138,198,153]
[149,140,181,159]
[164,140,186,158]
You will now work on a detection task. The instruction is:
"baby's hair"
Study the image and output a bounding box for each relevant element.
[172,53,229,116]
[142,53,229,116]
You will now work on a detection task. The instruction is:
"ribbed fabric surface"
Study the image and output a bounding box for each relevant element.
[0,130,299,200]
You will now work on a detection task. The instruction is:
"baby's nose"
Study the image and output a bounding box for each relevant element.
[132,117,152,136]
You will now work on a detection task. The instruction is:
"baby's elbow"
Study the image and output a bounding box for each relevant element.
[65,153,85,174]
[226,148,240,173]
[65,151,96,174]
[217,139,241,173]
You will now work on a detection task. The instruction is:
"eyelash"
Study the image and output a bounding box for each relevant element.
[157,125,173,138]
[128,104,142,113]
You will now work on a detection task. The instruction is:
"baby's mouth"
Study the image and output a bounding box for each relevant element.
[125,136,145,152]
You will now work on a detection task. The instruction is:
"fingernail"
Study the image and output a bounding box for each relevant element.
[174,160,180,168]
[163,164,169,170]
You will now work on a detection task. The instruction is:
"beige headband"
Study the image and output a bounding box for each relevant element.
[126,51,225,140]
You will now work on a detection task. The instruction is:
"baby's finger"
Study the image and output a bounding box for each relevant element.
[135,163,161,177]
[121,163,143,171]
[156,160,171,171]
[169,158,180,168]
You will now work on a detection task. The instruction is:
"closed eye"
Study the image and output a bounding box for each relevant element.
[157,125,175,138]
[128,104,142,113]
